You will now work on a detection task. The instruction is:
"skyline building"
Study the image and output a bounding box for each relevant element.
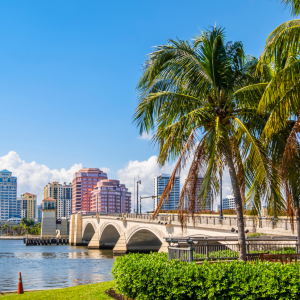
[37,204,42,222]
[222,195,247,211]
[44,181,72,219]
[184,177,212,211]
[0,169,18,221]
[222,195,236,210]
[90,179,131,213]
[72,168,108,213]
[21,192,37,220]
[153,174,180,211]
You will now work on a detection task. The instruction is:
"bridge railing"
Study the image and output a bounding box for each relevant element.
[168,246,192,262]
[166,237,299,262]
[82,212,299,232]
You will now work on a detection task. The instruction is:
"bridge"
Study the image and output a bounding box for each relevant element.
[69,213,297,254]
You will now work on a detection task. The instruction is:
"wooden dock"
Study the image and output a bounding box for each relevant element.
[24,235,69,246]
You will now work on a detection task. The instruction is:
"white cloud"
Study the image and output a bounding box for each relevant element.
[0,151,232,213]
[138,132,153,140]
[117,155,232,212]
[0,151,83,204]
[101,167,111,174]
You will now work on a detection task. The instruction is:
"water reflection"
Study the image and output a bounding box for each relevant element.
[0,240,115,291]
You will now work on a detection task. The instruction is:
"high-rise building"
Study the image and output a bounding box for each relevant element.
[44,182,72,219]
[0,169,18,221]
[21,193,37,220]
[10,198,21,219]
[222,195,235,210]
[153,174,180,211]
[72,168,108,213]
[37,204,42,223]
[91,179,131,213]
[184,177,212,211]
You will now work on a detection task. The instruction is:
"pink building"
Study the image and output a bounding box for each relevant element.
[91,179,131,213]
[72,168,108,213]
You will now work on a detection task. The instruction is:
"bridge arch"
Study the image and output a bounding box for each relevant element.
[99,222,122,249]
[126,225,163,252]
[82,222,96,244]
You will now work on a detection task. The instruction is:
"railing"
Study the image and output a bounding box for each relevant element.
[167,236,299,262]
[168,247,192,262]
[81,212,299,233]
[193,243,239,261]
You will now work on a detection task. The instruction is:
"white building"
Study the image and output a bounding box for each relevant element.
[153,174,180,211]
[44,182,72,219]
[222,195,236,210]
[0,169,18,221]
[184,177,212,211]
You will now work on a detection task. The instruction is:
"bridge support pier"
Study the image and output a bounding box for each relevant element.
[88,230,100,249]
[69,215,75,245]
[158,241,169,253]
[74,213,83,245]
[113,233,127,254]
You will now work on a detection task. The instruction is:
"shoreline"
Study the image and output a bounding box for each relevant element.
[0,281,115,299]
[0,236,24,240]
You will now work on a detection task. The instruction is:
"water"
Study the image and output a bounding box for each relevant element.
[0,240,115,291]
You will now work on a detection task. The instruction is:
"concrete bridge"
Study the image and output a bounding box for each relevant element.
[69,213,296,254]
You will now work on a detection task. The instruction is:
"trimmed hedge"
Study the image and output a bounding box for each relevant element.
[112,252,300,300]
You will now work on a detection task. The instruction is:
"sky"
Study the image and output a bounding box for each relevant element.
[0,0,293,211]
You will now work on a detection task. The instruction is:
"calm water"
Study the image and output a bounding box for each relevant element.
[0,240,115,291]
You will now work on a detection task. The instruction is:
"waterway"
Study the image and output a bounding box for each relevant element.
[0,240,115,292]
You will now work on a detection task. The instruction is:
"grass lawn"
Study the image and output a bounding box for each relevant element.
[1,281,115,300]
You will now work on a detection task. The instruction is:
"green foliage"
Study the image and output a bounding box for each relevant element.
[247,232,266,238]
[112,252,300,300]
[220,209,236,215]
[27,223,41,235]
[1,223,9,231]
[12,225,18,233]
[19,218,40,235]
[1,281,114,299]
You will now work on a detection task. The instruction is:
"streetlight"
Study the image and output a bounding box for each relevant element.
[136,180,141,214]
[219,173,223,223]
[140,195,157,214]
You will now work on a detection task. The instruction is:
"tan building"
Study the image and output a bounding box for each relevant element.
[44,181,72,219]
[41,197,56,236]
[21,193,37,220]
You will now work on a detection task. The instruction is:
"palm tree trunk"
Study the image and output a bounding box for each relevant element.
[225,148,246,261]
[296,203,300,253]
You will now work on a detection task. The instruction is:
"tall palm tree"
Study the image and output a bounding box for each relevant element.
[280,0,300,15]
[134,26,275,260]
[235,16,300,239]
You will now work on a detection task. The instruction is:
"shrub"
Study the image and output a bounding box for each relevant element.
[112,252,300,300]
[247,232,267,238]
[219,209,236,215]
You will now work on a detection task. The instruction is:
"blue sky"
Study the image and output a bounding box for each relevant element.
[0,0,294,207]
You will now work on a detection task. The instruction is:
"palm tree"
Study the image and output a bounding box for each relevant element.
[12,225,19,235]
[134,26,275,260]
[235,14,300,240]
[2,224,9,235]
[280,0,300,15]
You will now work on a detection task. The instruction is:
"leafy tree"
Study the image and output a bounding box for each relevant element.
[12,225,18,234]
[2,224,9,234]
[134,26,276,260]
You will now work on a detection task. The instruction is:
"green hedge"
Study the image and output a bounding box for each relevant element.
[112,252,300,300]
